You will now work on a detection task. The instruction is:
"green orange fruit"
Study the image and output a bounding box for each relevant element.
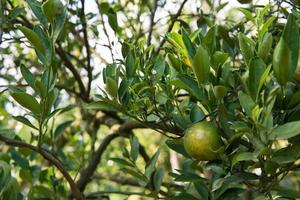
[183,121,223,161]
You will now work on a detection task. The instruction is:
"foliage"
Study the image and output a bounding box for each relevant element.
[0,0,300,199]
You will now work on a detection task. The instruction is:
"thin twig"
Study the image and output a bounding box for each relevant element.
[156,0,188,54]
[147,0,158,45]
[80,0,92,98]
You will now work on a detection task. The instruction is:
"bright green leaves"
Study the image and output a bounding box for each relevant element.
[273,14,300,86]
[105,77,118,99]
[10,88,41,115]
[192,45,210,85]
[258,32,272,61]
[18,26,46,55]
[238,33,254,66]
[213,85,228,100]
[42,0,64,23]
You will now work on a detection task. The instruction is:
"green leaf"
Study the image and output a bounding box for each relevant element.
[175,74,205,100]
[153,55,166,80]
[26,0,48,27]
[0,161,11,195]
[42,0,64,23]
[282,14,300,76]
[271,144,300,164]
[269,121,300,140]
[258,32,273,61]
[153,167,164,192]
[106,77,118,99]
[54,120,73,139]
[248,58,266,101]
[277,187,300,199]
[18,26,45,54]
[211,51,229,69]
[125,51,135,76]
[12,116,38,130]
[237,8,255,22]
[110,158,135,168]
[165,139,191,158]
[20,64,35,89]
[194,182,209,200]
[130,135,139,161]
[192,45,210,84]
[257,64,271,98]
[238,33,254,65]
[273,37,291,86]
[52,6,67,41]
[213,85,228,100]
[190,104,205,123]
[145,148,160,179]
[258,17,275,43]
[1,178,18,200]
[108,12,118,33]
[182,29,196,59]
[170,193,198,200]
[166,53,181,71]
[85,100,121,112]
[121,167,148,185]
[10,90,41,115]
[35,79,47,98]
[232,152,256,167]
[44,88,59,116]
[203,26,217,54]
[11,149,30,169]
[238,91,255,118]
[172,172,206,182]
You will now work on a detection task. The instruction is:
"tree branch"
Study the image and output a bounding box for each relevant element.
[56,44,87,100]
[147,0,158,45]
[156,0,188,53]
[80,0,92,97]
[0,134,84,200]
[75,121,145,193]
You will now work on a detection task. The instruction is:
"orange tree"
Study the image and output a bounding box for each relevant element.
[0,0,300,199]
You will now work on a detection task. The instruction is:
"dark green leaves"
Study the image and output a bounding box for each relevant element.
[42,0,64,23]
[238,91,255,118]
[248,58,266,100]
[282,13,299,76]
[145,148,160,179]
[12,116,38,130]
[165,139,191,158]
[20,65,35,89]
[192,45,210,84]
[238,33,254,65]
[0,161,11,195]
[130,135,139,161]
[18,26,45,54]
[269,121,300,140]
[10,89,41,115]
